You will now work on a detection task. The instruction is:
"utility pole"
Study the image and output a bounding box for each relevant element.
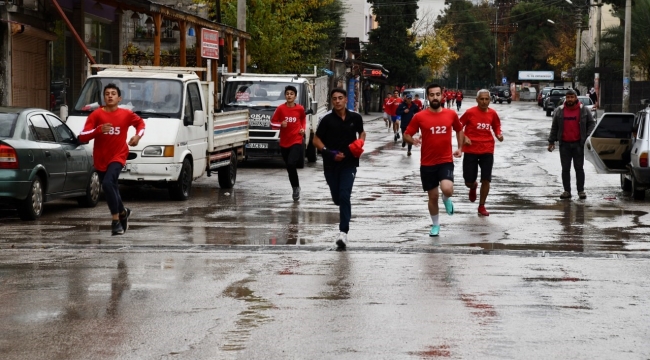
[594,0,602,109]
[622,0,631,112]
[237,0,246,73]
[574,7,582,90]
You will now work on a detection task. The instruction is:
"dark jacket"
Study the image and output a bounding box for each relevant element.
[548,103,596,146]
[396,101,420,130]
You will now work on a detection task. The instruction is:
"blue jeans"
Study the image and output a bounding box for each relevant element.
[324,167,357,234]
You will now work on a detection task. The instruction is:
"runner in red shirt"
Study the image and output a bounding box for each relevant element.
[386,89,403,139]
[79,83,145,235]
[404,84,465,237]
[413,94,423,110]
[271,85,307,201]
[456,90,464,111]
[459,89,503,216]
[382,94,391,127]
[440,89,446,108]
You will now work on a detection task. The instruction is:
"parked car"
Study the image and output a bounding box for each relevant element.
[556,96,597,118]
[0,107,100,220]
[584,100,650,199]
[489,86,512,104]
[538,87,552,107]
[543,88,571,116]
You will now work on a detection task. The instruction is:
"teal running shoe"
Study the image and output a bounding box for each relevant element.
[429,225,440,237]
[443,198,454,215]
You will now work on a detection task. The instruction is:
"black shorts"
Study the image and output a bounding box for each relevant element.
[420,162,454,191]
[463,153,494,183]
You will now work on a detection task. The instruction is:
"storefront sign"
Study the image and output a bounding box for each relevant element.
[518,71,554,81]
[201,29,219,59]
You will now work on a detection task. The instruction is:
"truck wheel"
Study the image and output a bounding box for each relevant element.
[306,137,317,163]
[621,174,632,192]
[218,150,237,189]
[631,174,645,200]
[169,158,192,201]
[546,110,552,117]
[18,176,44,220]
[77,170,100,208]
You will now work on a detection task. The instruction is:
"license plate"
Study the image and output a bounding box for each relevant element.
[247,143,268,149]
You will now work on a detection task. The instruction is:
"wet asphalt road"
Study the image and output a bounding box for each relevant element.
[1,101,650,358]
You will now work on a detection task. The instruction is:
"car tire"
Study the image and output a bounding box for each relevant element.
[18,176,44,220]
[498,100,503,104]
[621,174,632,192]
[631,174,646,200]
[507,99,512,104]
[77,170,101,208]
[217,150,237,189]
[169,158,193,200]
[546,110,552,117]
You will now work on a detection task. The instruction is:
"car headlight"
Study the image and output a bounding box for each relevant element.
[142,145,174,157]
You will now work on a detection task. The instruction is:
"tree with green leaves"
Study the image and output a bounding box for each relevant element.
[209,0,345,73]
[503,0,573,81]
[433,0,495,87]
[363,0,421,87]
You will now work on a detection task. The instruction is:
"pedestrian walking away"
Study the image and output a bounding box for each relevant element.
[547,89,596,200]
[78,83,145,235]
[460,89,503,216]
[363,83,372,115]
[386,90,402,139]
[589,87,598,109]
[397,93,420,156]
[456,90,464,111]
[270,85,307,201]
[403,84,464,237]
[313,88,366,251]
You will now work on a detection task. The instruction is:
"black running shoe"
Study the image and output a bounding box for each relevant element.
[119,208,131,233]
[111,220,124,236]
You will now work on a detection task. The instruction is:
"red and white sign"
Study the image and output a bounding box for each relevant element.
[235,92,250,102]
[201,29,219,59]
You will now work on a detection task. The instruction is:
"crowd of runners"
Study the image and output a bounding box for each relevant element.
[85,82,505,251]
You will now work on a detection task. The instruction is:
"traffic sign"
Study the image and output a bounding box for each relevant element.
[502,77,508,84]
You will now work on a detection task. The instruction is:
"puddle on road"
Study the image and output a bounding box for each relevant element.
[220,278,273,352]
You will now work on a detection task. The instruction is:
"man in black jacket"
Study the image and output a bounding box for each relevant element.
[547,89,596,199]
[397,93,420,156]
[313,88,366,251]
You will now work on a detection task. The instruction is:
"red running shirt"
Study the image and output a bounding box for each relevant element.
[271,103,307,148]
[385,97,402,116]
[413,99,423,110]
[78,107,145,171]
[405,108,463,166]
[459,106,502,154]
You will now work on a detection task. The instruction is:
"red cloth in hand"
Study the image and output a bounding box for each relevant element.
[349,139,365,158]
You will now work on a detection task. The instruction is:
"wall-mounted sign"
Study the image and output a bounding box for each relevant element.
[518,71,554,81]
[363,68,384,77]
[201,29,219,59]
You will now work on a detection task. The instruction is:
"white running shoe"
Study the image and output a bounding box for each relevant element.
[335,232,347,251]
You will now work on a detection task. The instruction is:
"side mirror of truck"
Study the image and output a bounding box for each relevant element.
[193,110,205,126]
[59,105,68,122]
[307,101,318,115]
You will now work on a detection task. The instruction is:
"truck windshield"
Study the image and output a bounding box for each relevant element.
[224,81,301,107]
[73,77,183,116]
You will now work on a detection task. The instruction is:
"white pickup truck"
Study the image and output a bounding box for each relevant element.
[220,69,329,167]
[64,65,249,200]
